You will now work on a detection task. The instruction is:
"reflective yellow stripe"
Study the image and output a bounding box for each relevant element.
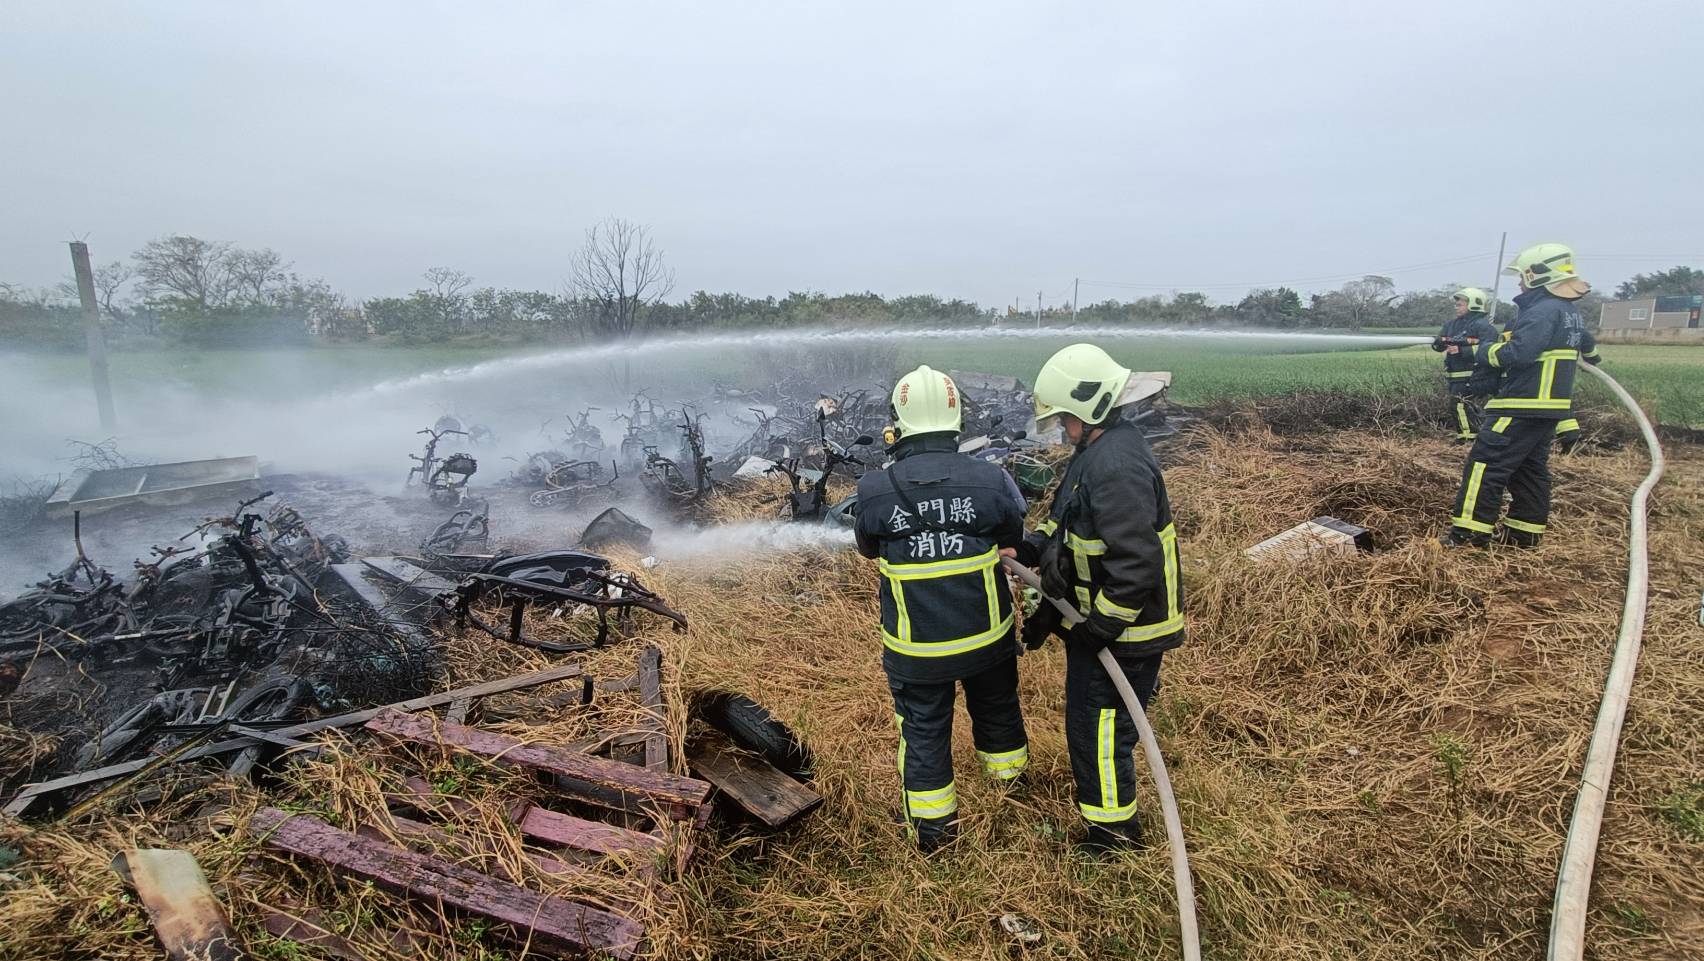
[1083,709,1137,822]
[1539,349,1579,360]
[1117,613,1184,643]
[1035,519,1057,536]
[1452,461,1489,532]
[879,548,1000,581]
[895,713,906,783]
[1486,342,1505,367]
[1538,356,1557,400]
[1080,798,1139,823]
[892,578,912,643]
[1068,533,1108,553]
[1068,532,1105,582]
[1490,417,1512,433]
[1486,397,1571,410]
[906,782,957,818]
[1093,592,1140,622]
[1075,586,1092,616]
[1455,402,1471,433]
[983,566,999,639]
[882,614,1014,657]
[1555,418,1580,433]
[1445,370,1474,379]
[1503,517,1546,534]
[978,745,1029,780]
[1160,524,1180,621]
[1096,708,1117,811]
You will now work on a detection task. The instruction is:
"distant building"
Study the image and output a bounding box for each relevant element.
[1599,295,1703,330]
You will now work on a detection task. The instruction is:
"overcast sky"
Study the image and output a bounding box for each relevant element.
[3,1,1699,309]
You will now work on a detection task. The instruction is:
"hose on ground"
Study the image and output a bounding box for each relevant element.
[1548,363,1665,961]
[1003,557,1201,961]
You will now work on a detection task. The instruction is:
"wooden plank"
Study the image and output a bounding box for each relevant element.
[229,724,314,752]
[360,556,457,595]
[250,808,642,959]
[259,908,367,961]
[518,806,666,859]
[687,732,822,829]
[5,663,583,817]
[638,646,667,772]
[364,711,710,821]
[110,849,244,961]
[366,814,644,913]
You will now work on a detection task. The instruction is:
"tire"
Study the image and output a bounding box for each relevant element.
[693,691,813,778]
[224,676,312,722]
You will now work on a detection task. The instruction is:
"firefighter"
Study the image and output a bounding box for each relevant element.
[1010,344,1183,850]
[1444,243,1602,547]
[1487,301,1586,454]
[1432,287,1499,441]
[854,365,1030,852]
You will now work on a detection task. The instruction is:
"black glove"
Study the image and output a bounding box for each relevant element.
[1020,600,1062,652]
[1012,539,1041,568]
[1430,336,1448,353]
[1037,541,1072,603]
[1582,352,1603,367]
[1067,613,1124,655]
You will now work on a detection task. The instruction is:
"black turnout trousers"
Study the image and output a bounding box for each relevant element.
[1449,415,1553,545]
[888,656,1028,842]
[1065,647,1162,841]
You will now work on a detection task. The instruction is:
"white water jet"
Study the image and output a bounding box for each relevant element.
[364,324,1429,396]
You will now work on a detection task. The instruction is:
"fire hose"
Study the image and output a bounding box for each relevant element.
[1548,363,1664,961]
[1002,557,1201,961]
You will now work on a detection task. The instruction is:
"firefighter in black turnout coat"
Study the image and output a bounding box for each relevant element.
[1013,343,1184,850]
[854,365,1030,851]
[1445,243,1602,547]
[1433,287,1500,441]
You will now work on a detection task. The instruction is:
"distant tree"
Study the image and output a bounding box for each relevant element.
[1614,265,1704,300]
[133,235,233,307]
[569,218,674,339]
[226,248,293,305]
[1237,287,1304,327]
[1317,275,1397,330]
[421,267,473,334]
[423,266,472,301]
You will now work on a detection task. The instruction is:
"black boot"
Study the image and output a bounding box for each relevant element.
[1438,529,1488,549]
[1078,819,1144,854]
[1496,528,1542,549]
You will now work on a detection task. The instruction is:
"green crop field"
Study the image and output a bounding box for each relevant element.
[907,336,1704,427]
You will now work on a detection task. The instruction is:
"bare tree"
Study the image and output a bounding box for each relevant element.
[226,247,293,305]
[93,261,134,316]
[132,234,232,307]
[423,266,472,300]
[1321,274,1397,331]
[420,267,473,333]
[569,217,675,339]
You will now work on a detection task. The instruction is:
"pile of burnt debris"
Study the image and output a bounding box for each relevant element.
[3,490,824,957]
[497,370,1181,524]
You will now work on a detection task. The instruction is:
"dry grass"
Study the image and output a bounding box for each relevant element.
[3,402,1702,960]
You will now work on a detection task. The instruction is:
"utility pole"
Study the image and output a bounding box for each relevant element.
[1072,277,1080,325]
[1036,290,1044,329]
[1487,231,1508,323]
[70,241,117,430]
